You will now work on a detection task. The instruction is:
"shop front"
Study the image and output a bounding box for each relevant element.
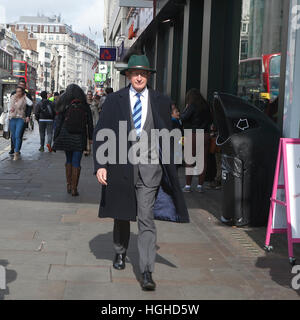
[0,76,18,114]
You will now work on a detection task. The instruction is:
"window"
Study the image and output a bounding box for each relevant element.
[55,26,60,33]
[45,52,51,59]
[49,26,54,33]
[32,25,38,32]
[44,26,48,33]
[18,25,24,31]
[49,36,54,41]
[56,35,60,41]
[40,42,46,47]
[242,23,247,32]
[270,55,281,76]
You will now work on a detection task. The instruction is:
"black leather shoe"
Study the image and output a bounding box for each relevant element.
[9,149,14,155]
[113,253,126,270]
[141,272,156,291]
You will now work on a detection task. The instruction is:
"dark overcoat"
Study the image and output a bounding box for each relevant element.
[93,86,189,223]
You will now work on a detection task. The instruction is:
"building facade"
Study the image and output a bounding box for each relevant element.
[102,0,300,138]
[10,14,99,93]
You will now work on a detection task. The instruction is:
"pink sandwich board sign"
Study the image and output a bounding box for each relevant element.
[265,138,300,265]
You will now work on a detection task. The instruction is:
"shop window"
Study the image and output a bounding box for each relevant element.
[238,0,284,119]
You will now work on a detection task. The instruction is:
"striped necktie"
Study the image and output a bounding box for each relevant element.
[133,92,142,136]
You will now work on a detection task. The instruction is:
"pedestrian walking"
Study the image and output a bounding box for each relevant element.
[83,90,94,157]
[93,54,189,291]
[35,91,56,152]
[8,86,33,160]
[9,78,33,155]
[99,87,113,112]
[180,88,212,193]
[90,94,101,127]
[53,84,93,196]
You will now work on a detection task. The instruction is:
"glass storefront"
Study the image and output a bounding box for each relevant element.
[237,0,284,123]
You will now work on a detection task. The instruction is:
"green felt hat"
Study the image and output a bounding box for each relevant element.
[120,55,156,75]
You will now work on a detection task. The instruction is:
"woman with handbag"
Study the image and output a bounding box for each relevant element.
[53,84,94,196]
[8,86,33,160]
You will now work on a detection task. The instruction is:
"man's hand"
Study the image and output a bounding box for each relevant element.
[97,168,107,185]
[25,117,30,123]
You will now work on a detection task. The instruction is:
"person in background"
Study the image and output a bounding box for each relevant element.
[47,93,53,101]
[171,103,184,169]
[171,103,183,132]
[9,79,33,156]
[53,84,93,196]
[99,87,113,112]
[35,91,56,152]
[180,88,212,193]
[87,90,93,105]
[90,94,101,127]
[9,86,33,160]
[84,90,94,156]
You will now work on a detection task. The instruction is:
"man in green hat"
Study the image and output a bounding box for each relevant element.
[93,54,189,291]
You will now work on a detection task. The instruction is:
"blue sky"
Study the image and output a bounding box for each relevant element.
[0,0,105,45]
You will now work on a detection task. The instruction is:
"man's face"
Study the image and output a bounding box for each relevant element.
[126,69,150,92]
[87,92,93,100]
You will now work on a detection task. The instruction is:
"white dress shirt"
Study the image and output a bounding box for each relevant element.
[129,85,148,130]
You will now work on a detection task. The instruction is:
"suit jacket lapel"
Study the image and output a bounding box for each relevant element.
[118,87,131,134]
[148,87,161,130]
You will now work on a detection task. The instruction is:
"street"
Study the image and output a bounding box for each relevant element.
[0,126,299,300]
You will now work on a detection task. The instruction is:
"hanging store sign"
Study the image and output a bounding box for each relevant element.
[98,65,108,74]
[100,47,117,61]
[95,73,106,82]
[0,77,18,84]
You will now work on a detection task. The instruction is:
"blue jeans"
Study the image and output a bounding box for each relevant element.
[9,118,25,153]
[65,151,83,168]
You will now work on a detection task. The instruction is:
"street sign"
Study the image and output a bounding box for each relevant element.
[95,73,101,82]
[100,47,117,61]
[95,73,107,82]
[99,65,107,74]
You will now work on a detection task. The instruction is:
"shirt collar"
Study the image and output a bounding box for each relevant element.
[130,85,147,97]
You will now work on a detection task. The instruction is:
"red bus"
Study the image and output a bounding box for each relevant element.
[238,53,281,105]
[12,60,27,83]
[12,60,37,96]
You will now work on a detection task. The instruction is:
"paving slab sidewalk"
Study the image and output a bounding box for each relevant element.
[0,127,299,300]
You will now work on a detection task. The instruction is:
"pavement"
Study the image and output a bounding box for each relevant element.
[0,126,299,300]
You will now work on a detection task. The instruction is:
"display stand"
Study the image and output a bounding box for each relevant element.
[265,138,300,265]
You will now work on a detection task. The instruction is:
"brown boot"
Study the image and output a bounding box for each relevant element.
[71,166,81,196]
[65,163,72,193]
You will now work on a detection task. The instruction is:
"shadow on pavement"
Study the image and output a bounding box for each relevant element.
[89,232,177,281]
[0,260,17,300]
[255,255,300,297]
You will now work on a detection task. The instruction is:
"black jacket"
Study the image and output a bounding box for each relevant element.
[180,103,212,132]
[93,86,189,223]
[53,101,93,152]
[35,99,55,121]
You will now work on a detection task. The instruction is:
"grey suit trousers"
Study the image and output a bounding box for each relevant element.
[113,174,159,273]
